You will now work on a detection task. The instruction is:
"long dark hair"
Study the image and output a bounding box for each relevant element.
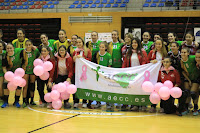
[41,45,54,59]
[58,45,67,57]
[0,41,6,50]
[126,37,143,58]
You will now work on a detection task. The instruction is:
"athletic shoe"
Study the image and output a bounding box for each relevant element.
[159,108,164,113]
[73,103,79,108]
[149,107,156,113]
[64,102,71,109]
[176,111,182,116]
[14,102,21,108]
[22,102,27,108]
[116,104,121,109]
[130,106,139,111]
[188,103,193,109]
[141,106,147,112]
[38,103,47,107]
[94,102,101,109]
[121,105,128,111]
[82,103,87,108]
[30,101,37,106]
[181,110,188,115]
[193,110,199,116]
[47,103,52,109]
[1,102,8,108]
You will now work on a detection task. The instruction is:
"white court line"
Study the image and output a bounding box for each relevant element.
[28,106,163,118]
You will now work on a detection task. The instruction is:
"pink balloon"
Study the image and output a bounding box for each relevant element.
[13,76,23,86]
[39,71,49,80]
[170,87,182,98]
[61,91,70,100]
[159,86,170,98]
[66,84,77,94]
[14,68,25,77]
[149,92,161,104]
[44,93,52,102]
[52,84,58,90]
[164,80,173,89]
[4,71,15,81]
[33,59,43,67]
[43,61,53,72]
[52,99,62,110]
[7,81,17,91]
[57,83,67,93]
[19,78,26,87]
[33,65,44,76]
[142,81,154,92]
[161,95,170,101]
[154,82,164,93]
[64,81,70,87]
[50,90,60,100]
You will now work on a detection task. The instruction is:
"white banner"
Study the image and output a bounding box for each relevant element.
[75,58,161,105]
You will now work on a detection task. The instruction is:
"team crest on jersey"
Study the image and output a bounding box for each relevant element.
[143,45,148,50]
[100,57,103,61]
[161,72,165,79]
[93,45,96,49]
[11,56,15,61]
[113,45,117,49]
[27,53,32,58]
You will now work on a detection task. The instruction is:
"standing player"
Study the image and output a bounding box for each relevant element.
[12,28,29,48]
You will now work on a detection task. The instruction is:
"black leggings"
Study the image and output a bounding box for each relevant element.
[55,74,79,104]
[37,78,51,103]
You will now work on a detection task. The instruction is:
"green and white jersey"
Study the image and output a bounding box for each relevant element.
[0,50,6,76]
[182,55,200,81]
[86,40,102,60]
[142,41,154,54]
[40,39,56,54]
[26,48,40,74]
[111,42,123,68]
[9,48,24,72]
[99,52,112,67]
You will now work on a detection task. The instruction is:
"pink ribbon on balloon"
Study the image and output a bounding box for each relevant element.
[143,70,150,82]
[80,65,87,81]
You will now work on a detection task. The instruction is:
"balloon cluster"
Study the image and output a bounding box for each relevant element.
[44,81,77,110]
[4,68,26,91]
[142,80,182,104]
[33,59,53,80]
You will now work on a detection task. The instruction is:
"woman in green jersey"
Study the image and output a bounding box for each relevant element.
[0,41,6,102]
[1,43,28,108]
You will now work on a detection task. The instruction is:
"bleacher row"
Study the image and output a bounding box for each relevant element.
[143,0,200,7]
[0,0,59,10]
[69,0,129,8]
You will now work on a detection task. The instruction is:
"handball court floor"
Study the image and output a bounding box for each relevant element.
[0,90,200,133]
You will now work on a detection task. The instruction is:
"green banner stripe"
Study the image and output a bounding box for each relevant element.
[76,88,151,106]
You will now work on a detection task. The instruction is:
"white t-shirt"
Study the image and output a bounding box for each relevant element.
[58,59,67,75]
[156,52,162,61]
[131,53,140,67]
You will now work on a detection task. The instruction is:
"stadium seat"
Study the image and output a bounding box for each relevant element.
[0,3,4,6]
[5,6,10,9]
[112,3,118,7]
[143,3,149,7]
[181,2,187,6]
[145,0,151,2]
[109,0,114,3]
[53,1,59,4]
[123,0,129,3]
[17,2,22,6]
[73,1,79,4]
[35,1,40,5]
[16,0,21,2]
[23,5,29,9]
[87,0,93,4]
[4,3,10,6]
[0,0,4,2]
[29,2,34,5]
[49,5,54,8]
[28,0,33,1]
[22,0,27,2]
[116,0,122,3]
[94,0,100,4]
[160,0,166,2]
[153,0,159,2]
[69,4,75,8]
[0,6,5,10]
[36,4,41,8]
[10,0,16,2]
[97,4,104,7]
[150,3,156,7]
[102,0,107,4]
[42,1,46,5]
[83,4,89,8]
[11,5,17,9]
[105,3,111,7]
[158,3,164,7]
[43,5,48,8]
[23,2,28,5]
[76,4,81,8]
[11,2,16,6]
[17,5,23,9]
[29,5,35,8]
[34,0,39,1]
[120,3,126,7]
[47,1,52,4]
[90,4,96,8]
[5,0,9,2]
[81,1,86,4]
